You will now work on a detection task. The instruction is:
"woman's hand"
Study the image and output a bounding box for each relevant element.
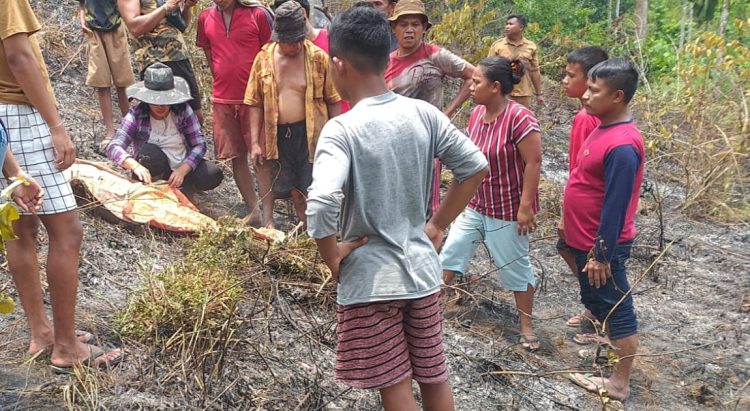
[168,164,191,188]
[516,205,536,236]
[132,163,152,184]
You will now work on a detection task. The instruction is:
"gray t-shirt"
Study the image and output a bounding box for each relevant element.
[306,92,487,305]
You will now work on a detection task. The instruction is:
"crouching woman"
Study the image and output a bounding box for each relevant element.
[106,63,223,194]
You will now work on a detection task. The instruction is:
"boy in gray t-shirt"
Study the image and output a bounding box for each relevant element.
[306,6,487,410]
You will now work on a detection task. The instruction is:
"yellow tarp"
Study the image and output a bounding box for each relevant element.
[69,160,217,233]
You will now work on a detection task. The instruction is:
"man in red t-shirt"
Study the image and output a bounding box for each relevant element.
[564,58,644,402]
[197,0,272,223]
[558,46,608,337]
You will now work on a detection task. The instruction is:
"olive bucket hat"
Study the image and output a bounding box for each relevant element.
[126,63,191,105]
[272,1,309,43]
[388,0,432,30]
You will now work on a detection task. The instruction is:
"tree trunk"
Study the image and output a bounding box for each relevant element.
[615,0,621,17]
[718,0,730,38]
[608,0,613,21]
[679,0,689,49]
[635,0,648,41]
[687,1,694,43]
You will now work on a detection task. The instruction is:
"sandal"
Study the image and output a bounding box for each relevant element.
[50,346,125,375]
[566,311,600,328]
[573,332,610,346]
[519,334,540,352]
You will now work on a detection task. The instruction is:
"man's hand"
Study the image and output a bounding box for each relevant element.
[79,10,92,35]
[516,205,536,236]
[132,163,152,184]
[424,221,444,251]
[250,144,264,168]
[582,259,611,288]
[164,0,181,13]
[536,94,545,106]
[325,237,369,283]
[49,126,76,170]
[10,175,44,213]
[557,218,565,239]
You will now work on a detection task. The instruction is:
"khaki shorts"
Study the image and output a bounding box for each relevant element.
[509,95,532,108]
[85,25,135,88]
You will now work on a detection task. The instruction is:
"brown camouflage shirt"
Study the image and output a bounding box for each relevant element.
[134,0,188,71]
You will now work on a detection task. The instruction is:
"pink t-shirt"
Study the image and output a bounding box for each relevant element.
[385,43,467,108]
[569,107,600,173]
[467,101,540,221]
[197,6,272,104]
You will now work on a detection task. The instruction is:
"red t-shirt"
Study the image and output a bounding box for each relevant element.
[197,5,272,104]
[310,28,349,113]
[569,107,600,173]
[563,122,645,251]
[467,101,540,221]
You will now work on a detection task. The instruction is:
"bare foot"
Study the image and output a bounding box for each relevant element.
[50,342,123,369]
[569,373,630,401]
[28,330,94,355]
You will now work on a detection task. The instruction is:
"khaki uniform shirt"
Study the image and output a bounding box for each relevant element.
[487,37,540,98]
[0,0,57,106]
[134,0,189,71]
[244,40,341,162]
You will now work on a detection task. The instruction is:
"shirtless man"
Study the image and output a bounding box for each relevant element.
[244,0,341,228]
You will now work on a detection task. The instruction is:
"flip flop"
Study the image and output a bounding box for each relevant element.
[568,372,606,395]
[519,334,540,352]
[567,373,629,405]
[573,332,610,346]
[75,330,96,345]
[566,311,601,327]
[50,347,125,375]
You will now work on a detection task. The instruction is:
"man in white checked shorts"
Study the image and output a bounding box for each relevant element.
[1,0,122,371]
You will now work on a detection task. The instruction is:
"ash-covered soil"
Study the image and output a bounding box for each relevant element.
[1,2,748,410]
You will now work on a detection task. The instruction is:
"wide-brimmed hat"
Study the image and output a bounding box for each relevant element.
[388,0,432,29]
[272,1,309,43]
[126,63,191,106]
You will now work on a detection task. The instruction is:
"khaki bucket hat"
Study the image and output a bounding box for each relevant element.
[126,63,191,106]
[388,0,432,29]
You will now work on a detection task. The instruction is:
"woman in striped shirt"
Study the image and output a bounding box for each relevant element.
[440,56,543,351]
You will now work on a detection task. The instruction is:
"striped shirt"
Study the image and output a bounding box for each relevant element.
[467,101,540,221]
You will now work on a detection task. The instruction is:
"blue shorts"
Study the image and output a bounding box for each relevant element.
[571,241,637,340]
[440,208,535,292]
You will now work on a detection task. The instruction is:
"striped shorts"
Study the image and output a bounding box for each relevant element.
[0,104,77,215]
[336,292,449,390]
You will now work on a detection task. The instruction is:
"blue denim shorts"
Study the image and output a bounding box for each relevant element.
[440,208,535,292]
[571,241,637,340]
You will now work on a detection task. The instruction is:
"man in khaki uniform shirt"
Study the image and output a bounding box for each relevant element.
[487,14,544,108]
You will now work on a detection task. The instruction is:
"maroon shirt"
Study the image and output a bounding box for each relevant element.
[467,101,540,221]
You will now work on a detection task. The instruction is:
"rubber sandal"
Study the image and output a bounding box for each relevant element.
[519,334,540,352]
[50,347,125,375]
[573,332,610,346]
[566,311,601,328]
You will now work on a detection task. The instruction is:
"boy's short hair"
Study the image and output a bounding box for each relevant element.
[567,46,609,75]
[329,6,391,74]
[274,0,310,17]
[506,13,527,28]
[589,58,639,103]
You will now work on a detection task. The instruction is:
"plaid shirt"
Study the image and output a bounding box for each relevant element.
[107,103,206,170]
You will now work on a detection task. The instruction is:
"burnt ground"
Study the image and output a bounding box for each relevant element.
[1,2,749,410]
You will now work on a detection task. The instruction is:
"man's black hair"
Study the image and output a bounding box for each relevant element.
[506,13,527,28]
[329,6,391,74]
[274,0,310,17]
[567,46,609,75]
[588,58,639,103]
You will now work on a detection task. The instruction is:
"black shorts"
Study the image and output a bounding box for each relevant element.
[269,121,312,198]
[142,59,202,111]
[556,237,573,253]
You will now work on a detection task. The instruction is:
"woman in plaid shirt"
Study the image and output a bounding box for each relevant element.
[107,63,223,194]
